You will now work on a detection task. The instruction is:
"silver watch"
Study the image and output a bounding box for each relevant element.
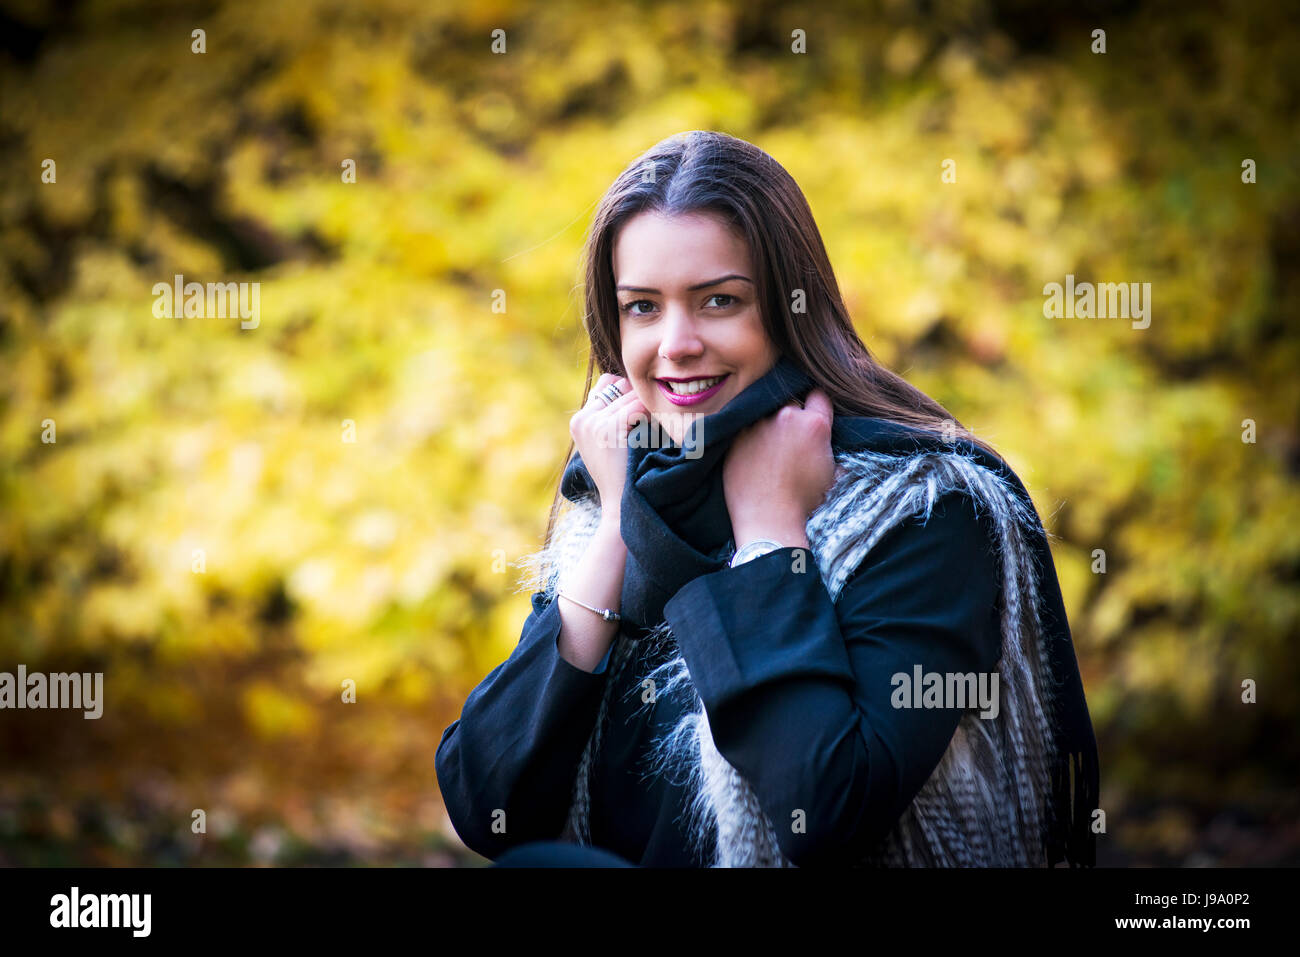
[729,538,785,568]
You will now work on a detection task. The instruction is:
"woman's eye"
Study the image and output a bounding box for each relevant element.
[620,295,736,315]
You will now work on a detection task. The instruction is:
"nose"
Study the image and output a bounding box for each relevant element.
[657,304,704,363]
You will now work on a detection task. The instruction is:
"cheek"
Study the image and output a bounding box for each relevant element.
[621,347,641,377]
[744,311,775,361]
[725,314,768,361]
[620,331,652,373]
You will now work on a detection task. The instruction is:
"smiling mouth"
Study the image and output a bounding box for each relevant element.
[658,375,727,396]
[656,374,730,405]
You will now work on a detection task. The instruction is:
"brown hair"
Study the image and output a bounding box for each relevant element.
[544,130,1000,545]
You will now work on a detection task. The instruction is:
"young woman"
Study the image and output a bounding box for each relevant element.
[435,131,1099,868]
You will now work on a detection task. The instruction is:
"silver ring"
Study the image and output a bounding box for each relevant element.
[595,383,623,406]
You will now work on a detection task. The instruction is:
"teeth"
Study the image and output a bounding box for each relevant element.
[664,375,723,395]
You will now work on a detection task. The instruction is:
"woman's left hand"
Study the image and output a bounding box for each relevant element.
[722,388,838,549]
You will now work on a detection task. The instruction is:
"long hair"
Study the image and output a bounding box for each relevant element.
[543,129,1001,546]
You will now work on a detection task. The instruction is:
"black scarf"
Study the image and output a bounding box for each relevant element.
[559,355,1099,866]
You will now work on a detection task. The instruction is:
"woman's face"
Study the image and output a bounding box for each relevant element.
[613,210,780,445]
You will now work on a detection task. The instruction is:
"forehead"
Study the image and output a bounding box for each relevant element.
[613,211,751,284]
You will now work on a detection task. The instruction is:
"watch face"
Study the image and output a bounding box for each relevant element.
[731,541,780,567]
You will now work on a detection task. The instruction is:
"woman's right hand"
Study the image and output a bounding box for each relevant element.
[569,373,647,514]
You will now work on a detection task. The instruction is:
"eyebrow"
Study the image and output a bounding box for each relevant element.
[616,274,753,293]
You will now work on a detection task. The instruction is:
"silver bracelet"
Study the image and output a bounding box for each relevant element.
[557,590,622,622]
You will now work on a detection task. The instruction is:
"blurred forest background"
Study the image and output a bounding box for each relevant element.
[1,0,1297,866]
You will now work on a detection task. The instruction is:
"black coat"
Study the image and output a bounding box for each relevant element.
[435,489,1003,866]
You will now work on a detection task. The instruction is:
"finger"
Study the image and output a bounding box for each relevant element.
[802,388,834,420]
[775,396,805,416]
[601,385,643,417]
[588,372,618,398]
[594,390,645,447]
[584,375,630,409]
[585,386,639,439]
[578,374,610,413]
[618,397,649,433]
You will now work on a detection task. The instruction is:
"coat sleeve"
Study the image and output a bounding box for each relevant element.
[661,490,1004,867]
[434,590,614,860]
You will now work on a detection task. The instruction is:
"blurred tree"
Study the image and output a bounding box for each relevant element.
[0,0,1297,865]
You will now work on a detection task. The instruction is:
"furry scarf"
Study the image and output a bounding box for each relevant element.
[515,443,1099,867]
